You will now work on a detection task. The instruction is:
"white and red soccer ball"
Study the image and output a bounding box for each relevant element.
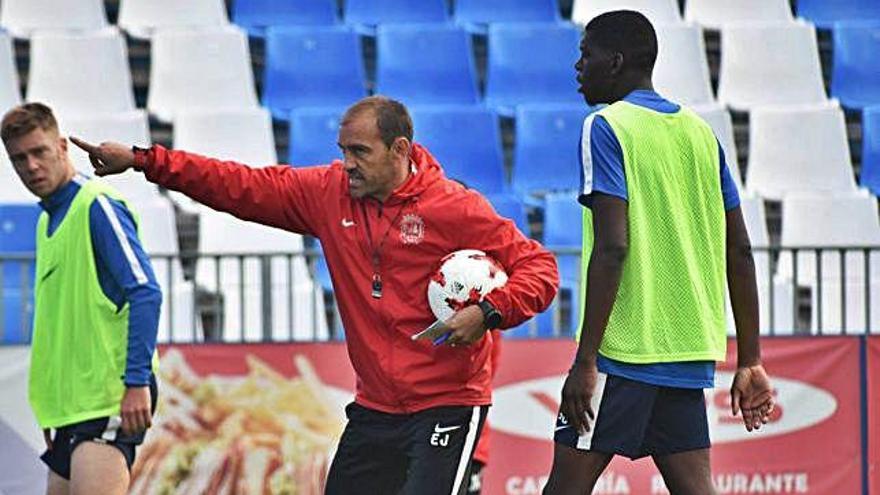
[427,249,508,321]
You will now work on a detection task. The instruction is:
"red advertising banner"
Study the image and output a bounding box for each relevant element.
[484,337,863,495]
[124,338,862,494]
[869,336,880,495]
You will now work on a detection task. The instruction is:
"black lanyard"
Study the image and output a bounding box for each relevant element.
[361,201,408,299]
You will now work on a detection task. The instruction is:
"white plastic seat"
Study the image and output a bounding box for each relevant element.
[173,108,277,166]
[0,31,21,114]
[122,196,200,343]
[147,26,258,123]
[26,28,135,119]
[654,24,713,106]
[746,103,856,199]
[0,0,107,38]
[0,165,33,203]
[117,0,229,39]
[692,103,742,189]
[685,0,794,31]
[725,194,794,334]
[196,208,327,342]
[571,0,682,27]
[60,111,161,201]
[718,21,827,111]
[778,193,880,333]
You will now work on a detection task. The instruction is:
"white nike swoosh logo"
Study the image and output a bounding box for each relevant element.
[341,219,356,227]
[555,425,571,432]
[434,424,462,434]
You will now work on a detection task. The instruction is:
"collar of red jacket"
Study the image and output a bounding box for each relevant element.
[336,142,444,205]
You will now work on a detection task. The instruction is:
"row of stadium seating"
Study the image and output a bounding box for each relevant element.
[2,0,879,37]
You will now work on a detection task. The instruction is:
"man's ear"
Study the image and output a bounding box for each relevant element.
[392,136,411,159]
[609,52,625,77]
[58,135,68,154]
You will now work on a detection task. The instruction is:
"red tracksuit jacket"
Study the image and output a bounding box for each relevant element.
[137,143,559,413]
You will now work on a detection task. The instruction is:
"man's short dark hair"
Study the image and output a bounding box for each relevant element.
[343,95,414,148]
[1,102,60,144]
[585,10,658,72]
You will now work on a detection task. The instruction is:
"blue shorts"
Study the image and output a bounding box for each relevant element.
[554,373,709,459]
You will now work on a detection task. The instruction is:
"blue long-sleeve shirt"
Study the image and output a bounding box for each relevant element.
[39,174,161,386]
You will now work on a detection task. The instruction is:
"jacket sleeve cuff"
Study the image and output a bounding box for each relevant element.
[483,290,511,329]
[132,145,155,172]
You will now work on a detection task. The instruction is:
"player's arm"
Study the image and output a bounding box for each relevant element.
[89,196,162,435]
[442,196,559,346]
[69,138,326,236]
[720,144,774,431]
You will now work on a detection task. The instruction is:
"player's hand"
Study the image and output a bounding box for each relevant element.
[69,137,136,177]
[560,361,598,435]
[42,428,52,450]
[120,386,152,436]
[443,305,487,346]
[730,364,774,432]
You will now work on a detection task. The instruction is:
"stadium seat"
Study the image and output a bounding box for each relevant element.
[173,108,277,166]
[0,204,39,344]
[118,0,229,39]
[232,0,337,37]
[831,22,880,110]
[60,111,160,201]
[148,26,259,123]
[263,27,366,120]
[540,193,584,337]
[196,208,328,342]
[485,23,582,116]
[692,103,743,189]
[26,28,135,119]
[410,105,506,195]
[718,21,827,111]
[746,103,856,199]
[0,0,107,38]
[796,0,880,30]
[454,0,560,33]
[288,107,344,166]
[0,166,32,203]
[571,0,682,27]
[778,193,880,333]
[486,193,530,236]
[344,0,447,32]
[0,31,21,118]
[512,104,591,196]
[653,24,714,105]
[135,198,200,343]
[685,0,794,30]
[376,25,479,106]
[862,106,880,196]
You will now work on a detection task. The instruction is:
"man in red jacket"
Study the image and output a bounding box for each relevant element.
[70,96,559,495]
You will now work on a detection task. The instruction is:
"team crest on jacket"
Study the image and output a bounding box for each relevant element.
[399,213,425,245]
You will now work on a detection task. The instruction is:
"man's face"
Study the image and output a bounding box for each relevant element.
[5,127,72,199]
[337,111,406,201]
[575,32,617,106]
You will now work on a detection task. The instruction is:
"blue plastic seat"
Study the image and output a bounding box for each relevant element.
[540,193,585,337]
[0,204,39,344]
[831,22,880,110]
[263,27,366,120]
[486,193,530,236]
[797,0,880,29]
[232,0,337,37]
[862,106,880,196]
[485,23,582,117]
[288,107,345,166]
[344,0,447,32]
[376,25,479,105]
[513,104,592,197]
[455,0,560,32]
[410,105,506,195]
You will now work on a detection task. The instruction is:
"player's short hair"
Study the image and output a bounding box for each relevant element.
[585,10,658,72]
[1,102,60,144]
[343,95,414,149]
